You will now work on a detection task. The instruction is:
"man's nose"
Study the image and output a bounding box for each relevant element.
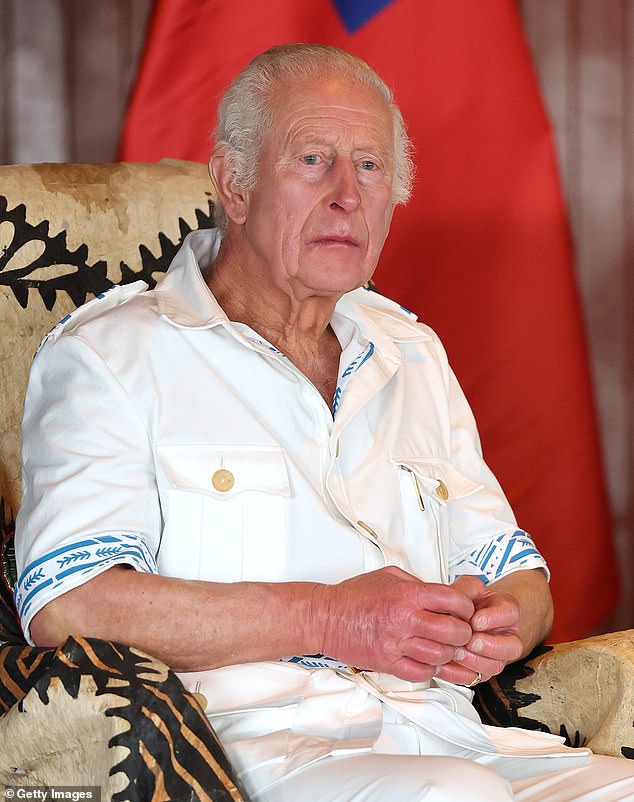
[328,159,362,212]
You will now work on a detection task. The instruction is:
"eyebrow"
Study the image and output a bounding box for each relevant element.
[289,133,391,158]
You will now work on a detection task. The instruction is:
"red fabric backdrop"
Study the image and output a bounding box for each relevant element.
[120,0,619,641]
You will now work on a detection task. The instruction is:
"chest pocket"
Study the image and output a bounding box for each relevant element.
[393,456,483,583]
[155,444,291,582]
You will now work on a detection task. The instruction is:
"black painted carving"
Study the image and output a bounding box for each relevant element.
[473,643,559,736]
[0,195,214,311]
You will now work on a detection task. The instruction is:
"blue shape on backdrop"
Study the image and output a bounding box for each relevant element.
[332,0,394,32]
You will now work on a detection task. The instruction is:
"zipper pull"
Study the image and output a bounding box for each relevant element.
[402,465,425,511]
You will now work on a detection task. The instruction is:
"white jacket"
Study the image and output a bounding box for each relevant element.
[17,230,578,792]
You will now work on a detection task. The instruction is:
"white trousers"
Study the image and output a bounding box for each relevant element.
[249,705,634,802]
[194,663,634,802]
[256,752,634,802]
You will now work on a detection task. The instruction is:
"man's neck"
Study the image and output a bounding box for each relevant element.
[204,230,339,356]
[203,231,344,406]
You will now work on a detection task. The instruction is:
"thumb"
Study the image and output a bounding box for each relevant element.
[452,575,487,603]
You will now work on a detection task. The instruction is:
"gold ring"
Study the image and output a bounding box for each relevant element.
[466,671,482,688]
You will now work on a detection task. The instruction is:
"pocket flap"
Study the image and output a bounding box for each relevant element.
[157,444,291,498]
[392,456,483,503]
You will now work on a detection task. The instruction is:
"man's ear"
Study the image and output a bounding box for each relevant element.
[208,149,248,225]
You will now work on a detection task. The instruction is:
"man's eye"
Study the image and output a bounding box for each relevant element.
[360,160,377,171]
[302,154,320,165]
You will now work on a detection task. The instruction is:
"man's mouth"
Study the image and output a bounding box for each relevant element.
[311,235,360,248]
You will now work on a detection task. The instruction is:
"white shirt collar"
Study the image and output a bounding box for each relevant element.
[154,228,431,348]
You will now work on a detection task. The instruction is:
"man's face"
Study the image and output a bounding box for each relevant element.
[241,74,396,301]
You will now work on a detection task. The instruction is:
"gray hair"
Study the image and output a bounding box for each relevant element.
[212,43,414,229]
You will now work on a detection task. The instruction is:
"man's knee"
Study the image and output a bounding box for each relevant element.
[394,756,513,802]
[259,753,513,802]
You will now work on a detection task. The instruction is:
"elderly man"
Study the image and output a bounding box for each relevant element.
[14,44,634,801]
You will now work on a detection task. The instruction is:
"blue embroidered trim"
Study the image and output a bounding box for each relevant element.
[333,341,374,416]
[281,653,350,671]
[246,335,285,357]
[242,329,374,417]
[15,532,157,624]
[34,288,116,358]
[450,530,546,584]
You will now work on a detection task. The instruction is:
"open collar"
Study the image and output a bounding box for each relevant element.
[155,229,228,329]
[155,229,432,354]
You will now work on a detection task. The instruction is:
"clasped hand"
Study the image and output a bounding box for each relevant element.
[317,566,524,685]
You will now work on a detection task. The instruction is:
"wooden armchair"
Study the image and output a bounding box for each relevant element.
[0,160,631,798]
[0,160,249,800]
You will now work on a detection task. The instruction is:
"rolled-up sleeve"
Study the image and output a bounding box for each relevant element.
[15,332,161,642]
[441,357,550,584]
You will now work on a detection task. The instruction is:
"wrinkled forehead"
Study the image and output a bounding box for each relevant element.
[266,72,395,149]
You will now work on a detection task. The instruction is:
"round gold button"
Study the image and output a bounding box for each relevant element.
[435,480,449,501]
[192,692,208,710]
[212,468,234,492]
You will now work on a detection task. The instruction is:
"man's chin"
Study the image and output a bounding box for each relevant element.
[298,263,374,298]
[303,279,367,300]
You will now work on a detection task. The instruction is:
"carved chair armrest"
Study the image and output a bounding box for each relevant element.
[0,635,250,801]
[1,529,248,798]
[474,631,634,759]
